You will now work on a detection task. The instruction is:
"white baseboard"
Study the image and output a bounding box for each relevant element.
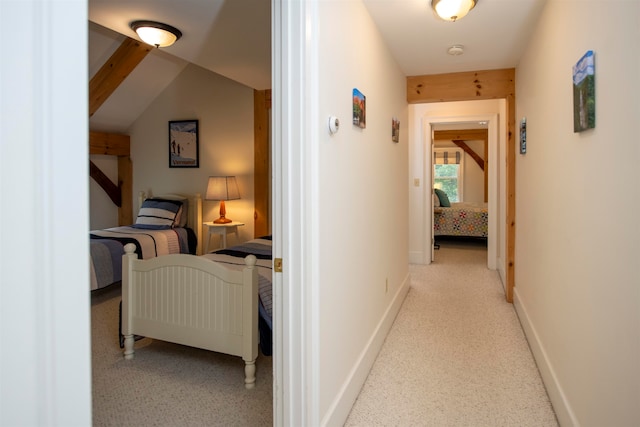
[513,288,578,427]
[321,273,410,426]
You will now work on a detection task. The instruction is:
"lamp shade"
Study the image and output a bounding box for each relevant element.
[130,20,182,47]
[431,0,477,22]
[205,176,240,201]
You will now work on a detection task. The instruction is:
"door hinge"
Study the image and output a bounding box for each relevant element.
[274,257,283,272]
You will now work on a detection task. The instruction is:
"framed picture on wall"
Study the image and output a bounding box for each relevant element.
[352,88,366,129]
[392,117,400,142]
[572,50,595,133]
[169,119,199,168]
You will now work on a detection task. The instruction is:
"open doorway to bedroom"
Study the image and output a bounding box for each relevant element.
[432,123,489,258]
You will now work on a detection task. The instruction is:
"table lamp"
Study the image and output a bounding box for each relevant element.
[205,176,240,224]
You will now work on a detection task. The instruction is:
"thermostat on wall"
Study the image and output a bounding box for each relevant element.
[328,116,340,134]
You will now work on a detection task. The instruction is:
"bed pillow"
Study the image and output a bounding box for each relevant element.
[433,193,441,207]
[154,194,189,227]
[434,188,451,207]
[135,198,182,228]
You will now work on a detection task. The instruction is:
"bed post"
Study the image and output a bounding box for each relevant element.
[122,243,137,360]
[242,254,259,389]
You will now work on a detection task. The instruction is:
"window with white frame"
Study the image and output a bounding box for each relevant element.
[434,148,464,202]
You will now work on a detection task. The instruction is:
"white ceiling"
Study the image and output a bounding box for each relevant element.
[89,0,546,133]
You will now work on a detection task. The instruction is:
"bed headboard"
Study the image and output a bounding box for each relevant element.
[138,191,203,255]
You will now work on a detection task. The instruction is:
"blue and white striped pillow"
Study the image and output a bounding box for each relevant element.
[135,198,182,228]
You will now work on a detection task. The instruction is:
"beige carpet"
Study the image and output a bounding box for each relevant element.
[92,240,557,426]
[345,239,559,427]
[91,284,273,426]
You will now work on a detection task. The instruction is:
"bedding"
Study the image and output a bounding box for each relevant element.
[434,202,488,238]
[89,192,202,291]
[203,236,273,356]
[90,225,196,291]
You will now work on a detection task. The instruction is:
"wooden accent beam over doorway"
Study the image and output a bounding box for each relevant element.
[408,68,516,303]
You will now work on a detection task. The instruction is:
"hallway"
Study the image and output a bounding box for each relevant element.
[345,240,558,426]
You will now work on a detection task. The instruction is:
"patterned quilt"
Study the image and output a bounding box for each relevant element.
[202,236,273,355]
[90,226,195,291]
[434,202,488,238]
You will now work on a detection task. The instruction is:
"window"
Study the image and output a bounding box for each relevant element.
[434,148,464,202]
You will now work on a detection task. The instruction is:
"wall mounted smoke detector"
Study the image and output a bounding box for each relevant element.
[447,45,464,56]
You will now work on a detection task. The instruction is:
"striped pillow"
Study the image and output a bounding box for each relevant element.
[135,198,182,228]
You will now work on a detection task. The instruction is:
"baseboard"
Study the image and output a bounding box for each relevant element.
[513,288,578,427]
[497,257,506,293]
[321,273,410,426]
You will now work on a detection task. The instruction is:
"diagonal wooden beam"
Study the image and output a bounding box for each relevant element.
[452,140,484,171]
[89,37,151,117]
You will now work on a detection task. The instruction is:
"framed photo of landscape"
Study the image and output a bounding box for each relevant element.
[169,120,199,168]
[352,88,366,129]
[572,50,595,133]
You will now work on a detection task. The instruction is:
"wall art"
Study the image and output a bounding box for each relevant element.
[352,88,366,129]
[392,117,400,142]
[169,119,199,168]
[572,50,595,132]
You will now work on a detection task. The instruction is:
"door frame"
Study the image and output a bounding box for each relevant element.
[424,114,500,270]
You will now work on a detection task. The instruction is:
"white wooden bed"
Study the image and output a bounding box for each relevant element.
[121,243,260,388]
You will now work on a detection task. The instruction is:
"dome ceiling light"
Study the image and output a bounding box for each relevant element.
[431,0,478,22]
[130,20,182,48]
[447,45,464,55]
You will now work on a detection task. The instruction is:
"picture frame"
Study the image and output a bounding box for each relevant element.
[352,88,366,129]
[520,117,527,154]
[169,119,199,168]
[572,50,595,133]
[392,117,400,142]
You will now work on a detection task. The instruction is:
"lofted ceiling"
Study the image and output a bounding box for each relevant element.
[89,0,545,134]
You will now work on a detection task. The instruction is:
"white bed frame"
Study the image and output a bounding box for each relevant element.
[138,191,204,255]
[121,243,260,388]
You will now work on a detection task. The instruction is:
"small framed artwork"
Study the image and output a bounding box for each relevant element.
[520,117,527,154]
[169,120,199,168]
[352,88,366,129]
[572,50,595,132]
[392,117,400,142]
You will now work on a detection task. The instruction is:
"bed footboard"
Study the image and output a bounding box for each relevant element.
[121,243,259,389]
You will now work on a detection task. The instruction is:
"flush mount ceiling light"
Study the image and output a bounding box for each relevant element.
[447,44,464,55]
[431,0,478,22]
[130,20,182,48]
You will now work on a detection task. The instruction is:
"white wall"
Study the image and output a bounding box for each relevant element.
[91,63,257,243]
[273,1,409,422]
[514,1,640,425]
[408,99,506,272]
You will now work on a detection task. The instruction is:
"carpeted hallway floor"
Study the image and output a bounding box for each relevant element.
[345,239,558,426]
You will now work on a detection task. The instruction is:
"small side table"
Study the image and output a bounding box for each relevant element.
[203,221,245,252]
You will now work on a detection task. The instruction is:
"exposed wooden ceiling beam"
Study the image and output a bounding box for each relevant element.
[451,140,484,170]
[89,37,151,117]
[407,68,515,104]
[433,129,488,141]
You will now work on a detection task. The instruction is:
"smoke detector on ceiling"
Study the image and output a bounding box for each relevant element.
[447,45,464,56]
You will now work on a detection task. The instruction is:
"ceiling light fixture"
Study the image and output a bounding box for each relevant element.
[130,20,182,48]
[447,45,464,55]
[431,0,478,22]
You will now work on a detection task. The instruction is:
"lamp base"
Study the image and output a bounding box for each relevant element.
[213,217,232,224]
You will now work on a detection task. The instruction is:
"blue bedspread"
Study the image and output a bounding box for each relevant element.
[90,226,196,291]
[204,236,273,356]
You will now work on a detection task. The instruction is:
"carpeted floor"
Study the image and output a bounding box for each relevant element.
[345,239,559,426]
[92,239,558,426]
[91,284,273,426]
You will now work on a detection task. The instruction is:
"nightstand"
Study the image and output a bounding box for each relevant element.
[203,221,245,252]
